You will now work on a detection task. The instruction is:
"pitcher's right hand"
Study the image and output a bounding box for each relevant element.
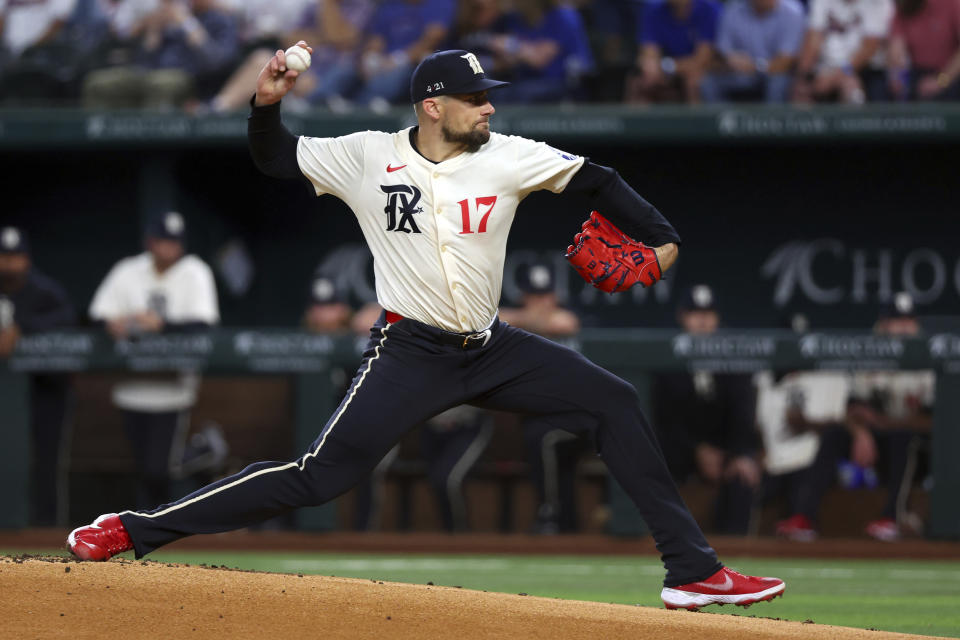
[255,41,313,107]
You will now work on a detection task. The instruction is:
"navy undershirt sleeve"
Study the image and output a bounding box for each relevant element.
[247,98,312,189]
[565,161,681,247]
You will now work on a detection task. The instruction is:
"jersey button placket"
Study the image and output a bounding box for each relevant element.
[436,183,469,330]
[433,175,466,330]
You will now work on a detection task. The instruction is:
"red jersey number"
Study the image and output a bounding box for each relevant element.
[458,196,498,234]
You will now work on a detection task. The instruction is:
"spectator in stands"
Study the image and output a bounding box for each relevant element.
[82,0,239,109]
[625,0,721,104]
[0,0,76,64]
[500,262,583,534]
[297,0,375,111]
[0,226,76,526]
[441,0,508,76]
[792,0,894,104]
[69,0,165,77]
[352,0,456,109]
[887,0,960,100]
[89,212,220,508]
[205,0,317,112]
[212,0,375,113]
[489,0,595,103]
[653,285,761,535]
[0,0,79,103]
[776,292,934,542]
[576,0,638,102]
[700,0,806,103]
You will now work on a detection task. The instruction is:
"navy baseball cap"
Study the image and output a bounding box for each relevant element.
[309,275,346,305]
[879,291,915,319]
[518,263,555,294]
[146,211,186,241]
[678,284,716,312]
[410,50,509,103]
[0,226,29,254]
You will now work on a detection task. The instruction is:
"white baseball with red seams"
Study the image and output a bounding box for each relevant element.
[284,46,311,72]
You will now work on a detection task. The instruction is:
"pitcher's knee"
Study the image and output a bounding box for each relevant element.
[579,366,638,404]
[297,437,384,505]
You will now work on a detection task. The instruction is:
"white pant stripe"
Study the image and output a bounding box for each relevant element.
[120,323,393,521]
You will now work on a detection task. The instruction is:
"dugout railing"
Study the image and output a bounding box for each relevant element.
[2,328,958,538]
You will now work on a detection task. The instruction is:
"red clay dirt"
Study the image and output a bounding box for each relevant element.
[0,555,942,640]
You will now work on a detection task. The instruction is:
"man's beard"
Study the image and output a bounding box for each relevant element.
[442,122,490,153]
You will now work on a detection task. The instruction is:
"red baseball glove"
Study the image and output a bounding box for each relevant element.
[565,210,662,293]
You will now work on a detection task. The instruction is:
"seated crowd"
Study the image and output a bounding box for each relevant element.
[0,0,958,109]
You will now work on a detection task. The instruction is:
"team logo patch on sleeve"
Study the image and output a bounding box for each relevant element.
[548,146,578,161]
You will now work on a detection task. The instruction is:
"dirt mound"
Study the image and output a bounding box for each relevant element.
[0,555,933,640]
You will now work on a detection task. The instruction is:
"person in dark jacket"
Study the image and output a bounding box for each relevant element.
[0,225,76,526]
[652,284,761,534]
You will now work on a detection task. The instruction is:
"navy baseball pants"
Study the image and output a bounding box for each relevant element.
[120,313,722,586]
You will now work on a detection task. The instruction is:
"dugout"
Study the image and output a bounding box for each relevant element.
[0,104,958,537]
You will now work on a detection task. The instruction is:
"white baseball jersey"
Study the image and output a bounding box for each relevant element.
[0,0,76,55]
[755,370,851,475]
[849,369,935,419]
[808,0,893,70]
[89,252,220,325]
[297,128,585,333]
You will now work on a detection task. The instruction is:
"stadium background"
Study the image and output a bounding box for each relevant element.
[2,0,960,635]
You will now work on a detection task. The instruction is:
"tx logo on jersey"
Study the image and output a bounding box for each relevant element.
[380,184,423,233]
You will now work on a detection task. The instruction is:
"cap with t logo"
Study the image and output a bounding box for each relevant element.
[410,50,509,103]
[0,226,29,255]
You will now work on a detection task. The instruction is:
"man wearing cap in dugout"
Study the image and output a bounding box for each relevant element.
[0,226,76,526]
[68,46,788,612]
[87,212,220,508]
[652,284,762,535]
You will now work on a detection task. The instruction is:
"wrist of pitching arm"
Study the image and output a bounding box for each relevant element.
[565,161,681,247]
[247,96,305,181]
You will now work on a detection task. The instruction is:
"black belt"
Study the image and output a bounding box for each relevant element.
[437,327,493,350]
[385,311,494,350]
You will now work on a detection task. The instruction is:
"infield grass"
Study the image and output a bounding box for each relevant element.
[8,550,959,637]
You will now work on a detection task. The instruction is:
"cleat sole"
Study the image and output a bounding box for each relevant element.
[662,583,786,610]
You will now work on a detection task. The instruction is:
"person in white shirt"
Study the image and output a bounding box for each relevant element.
[774,292,934,542]
[69,47,785,611]
[0,0,76,59]
[792,0,894,103]
[88,211,219,507]
[759,369,851,541]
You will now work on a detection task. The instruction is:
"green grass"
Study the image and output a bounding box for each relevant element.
[7,550,960,637]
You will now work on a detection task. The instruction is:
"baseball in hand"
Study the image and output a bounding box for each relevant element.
[284,46,311,72]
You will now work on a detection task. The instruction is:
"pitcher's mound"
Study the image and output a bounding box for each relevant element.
[0,555,929,639]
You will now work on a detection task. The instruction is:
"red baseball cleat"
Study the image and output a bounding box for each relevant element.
[775,513,818,542]
[67,513,133,561]
[865,518,900,542]
[661,567,785,610]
